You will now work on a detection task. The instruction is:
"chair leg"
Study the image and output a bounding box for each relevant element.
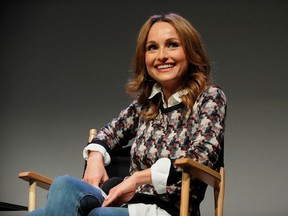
[214,167,225,216]
[28,180,37,212]
[180,168,190,216]
[217,167,225,216]
[214,188,219,216]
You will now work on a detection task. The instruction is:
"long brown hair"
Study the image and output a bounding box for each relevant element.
[126,13,211,120]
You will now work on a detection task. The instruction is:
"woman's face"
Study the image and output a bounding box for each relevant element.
[145,21,188,93]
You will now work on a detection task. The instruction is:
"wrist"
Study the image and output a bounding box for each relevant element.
[131,169,152,187]
[88,151,104,163]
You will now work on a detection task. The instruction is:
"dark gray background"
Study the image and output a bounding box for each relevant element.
[1,0,287,215]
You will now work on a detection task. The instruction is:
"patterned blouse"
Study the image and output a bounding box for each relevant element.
[91,85,227,213]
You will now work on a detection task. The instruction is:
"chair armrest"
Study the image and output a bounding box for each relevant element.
[174,158,221,189]
[18,171,53,190]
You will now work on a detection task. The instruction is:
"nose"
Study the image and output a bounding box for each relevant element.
[157,47,168,62]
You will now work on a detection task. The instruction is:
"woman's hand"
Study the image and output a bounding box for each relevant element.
[82,151,109,187]
[102,169,152,207]
[102,176,137,207]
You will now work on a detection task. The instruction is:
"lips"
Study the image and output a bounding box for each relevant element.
[155,63,175,70]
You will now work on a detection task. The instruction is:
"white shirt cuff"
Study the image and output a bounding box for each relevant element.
[83,143,111,166]
[128,203,170,216]
[151,158,171,194]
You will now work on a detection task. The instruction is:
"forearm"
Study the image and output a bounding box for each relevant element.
[132,158,175,194]
[83,144,111,166]
[88,151,104,163]
[131,168,152,187]
[83,151,108,186]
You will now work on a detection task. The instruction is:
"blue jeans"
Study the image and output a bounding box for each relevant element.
[27,176,129,216]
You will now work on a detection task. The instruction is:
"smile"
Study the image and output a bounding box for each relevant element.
[156,64,174,70]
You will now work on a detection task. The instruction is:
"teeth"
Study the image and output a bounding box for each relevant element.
[157,64,173,69]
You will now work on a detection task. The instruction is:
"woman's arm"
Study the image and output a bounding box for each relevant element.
[82,101,140,186]
[92,100,140,152]
[82,151,109,187]
[186,86,227,168]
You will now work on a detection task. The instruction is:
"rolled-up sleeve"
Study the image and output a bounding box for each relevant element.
[151,158,171,194]
[83,143,111,166]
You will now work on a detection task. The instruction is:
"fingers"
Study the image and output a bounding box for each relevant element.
[102,187,119,207]
[82,178,98,187]
[101,180,136,207]
[102,196,112,207]
[82,170,100,186]
[83,151,106,185]
[82,153,108,187]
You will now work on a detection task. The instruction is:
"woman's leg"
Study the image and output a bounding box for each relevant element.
[88,207,129,216]
[28,176,105,216]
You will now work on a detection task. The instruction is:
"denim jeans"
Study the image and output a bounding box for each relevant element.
[27,176,129,216]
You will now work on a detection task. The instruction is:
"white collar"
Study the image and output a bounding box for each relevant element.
[148,83,188,108]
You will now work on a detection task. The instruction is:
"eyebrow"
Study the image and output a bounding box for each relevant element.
[146,37,180,44]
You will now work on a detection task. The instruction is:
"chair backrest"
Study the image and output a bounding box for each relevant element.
[88,129,97,142]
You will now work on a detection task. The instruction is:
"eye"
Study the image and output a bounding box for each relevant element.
[168,42,179,48]
[146,44,157,51]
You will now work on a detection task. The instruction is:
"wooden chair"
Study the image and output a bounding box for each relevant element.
[19,129,225,215]
[175,159,225,216]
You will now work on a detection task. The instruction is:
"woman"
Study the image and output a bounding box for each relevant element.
[28,13,227,216]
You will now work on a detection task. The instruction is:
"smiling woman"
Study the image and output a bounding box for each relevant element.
[145,22,188,100]
[28,13,227,216]
[126,13,212,121]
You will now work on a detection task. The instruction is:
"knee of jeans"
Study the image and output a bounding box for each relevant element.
[50,176,76,192]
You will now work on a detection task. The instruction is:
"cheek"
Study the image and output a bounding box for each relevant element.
[144,55,151,78]
[145,54,153,69]
[183,58,189,70]
[177,52,188,69]
[176,50,187,62]
[145,58,154,78]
